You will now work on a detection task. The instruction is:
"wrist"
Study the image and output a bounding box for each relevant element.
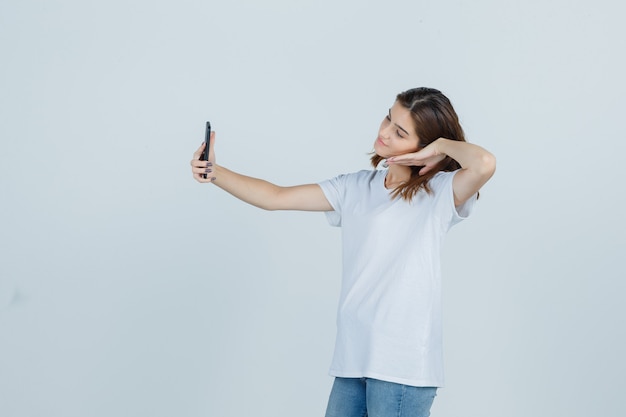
[433,137,451,156]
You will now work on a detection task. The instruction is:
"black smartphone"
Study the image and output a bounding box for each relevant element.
[200,121,211,178]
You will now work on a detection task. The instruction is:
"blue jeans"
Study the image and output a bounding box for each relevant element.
[324,377,437,417]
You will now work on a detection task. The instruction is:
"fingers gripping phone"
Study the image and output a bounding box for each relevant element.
[200,121,211,178]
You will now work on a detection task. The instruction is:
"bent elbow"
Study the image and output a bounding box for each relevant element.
[480,152,496,178]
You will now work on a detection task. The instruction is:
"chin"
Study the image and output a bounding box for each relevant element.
[373,144,389,158]
[375,150,392,160]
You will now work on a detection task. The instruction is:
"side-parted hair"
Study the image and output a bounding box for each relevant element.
[370,87,466,201]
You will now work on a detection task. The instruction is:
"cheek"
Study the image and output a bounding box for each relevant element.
[396,140,420,154]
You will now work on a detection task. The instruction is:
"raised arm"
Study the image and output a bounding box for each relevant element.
[386,138,496,206]
[190,133,332,212]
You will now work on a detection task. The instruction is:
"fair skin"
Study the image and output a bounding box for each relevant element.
[190,101,496,209]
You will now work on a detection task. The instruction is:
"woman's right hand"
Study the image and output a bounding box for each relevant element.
[190,130,216,183]
[188,130,332,211]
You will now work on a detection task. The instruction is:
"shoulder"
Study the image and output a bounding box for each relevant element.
[339,169,380,180]
[319,169,383,204]
[322,169,381,186]
[427,170,458,192]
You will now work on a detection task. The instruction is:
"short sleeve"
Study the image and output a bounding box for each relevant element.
[318,174,346,227]
[429,170,477,229]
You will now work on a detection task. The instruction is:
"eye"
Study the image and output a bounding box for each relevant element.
[396,130,405,139]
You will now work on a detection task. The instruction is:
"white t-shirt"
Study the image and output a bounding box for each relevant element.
[318,169,476,387]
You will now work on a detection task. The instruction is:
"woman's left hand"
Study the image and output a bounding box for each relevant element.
[386,138,448,175]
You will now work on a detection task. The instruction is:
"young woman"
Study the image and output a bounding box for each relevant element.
[190,87,496,417]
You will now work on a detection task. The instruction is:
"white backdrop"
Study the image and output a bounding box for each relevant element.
[1,1,625,416]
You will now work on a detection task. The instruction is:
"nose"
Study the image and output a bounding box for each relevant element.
[380,124,392,139]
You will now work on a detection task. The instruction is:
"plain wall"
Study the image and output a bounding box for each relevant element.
[1,0,624,416]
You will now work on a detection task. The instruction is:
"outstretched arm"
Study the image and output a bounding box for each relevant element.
[190,133,332,212]
[386,138,496,206]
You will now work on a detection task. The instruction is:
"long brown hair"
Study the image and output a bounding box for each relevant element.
[371,87,466,201]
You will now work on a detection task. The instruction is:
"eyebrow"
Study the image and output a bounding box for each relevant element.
[388,109,410,136]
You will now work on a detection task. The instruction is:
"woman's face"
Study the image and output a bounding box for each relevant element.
[374,101,420,159]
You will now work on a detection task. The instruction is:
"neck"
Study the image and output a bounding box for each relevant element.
[384,164,412,189]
